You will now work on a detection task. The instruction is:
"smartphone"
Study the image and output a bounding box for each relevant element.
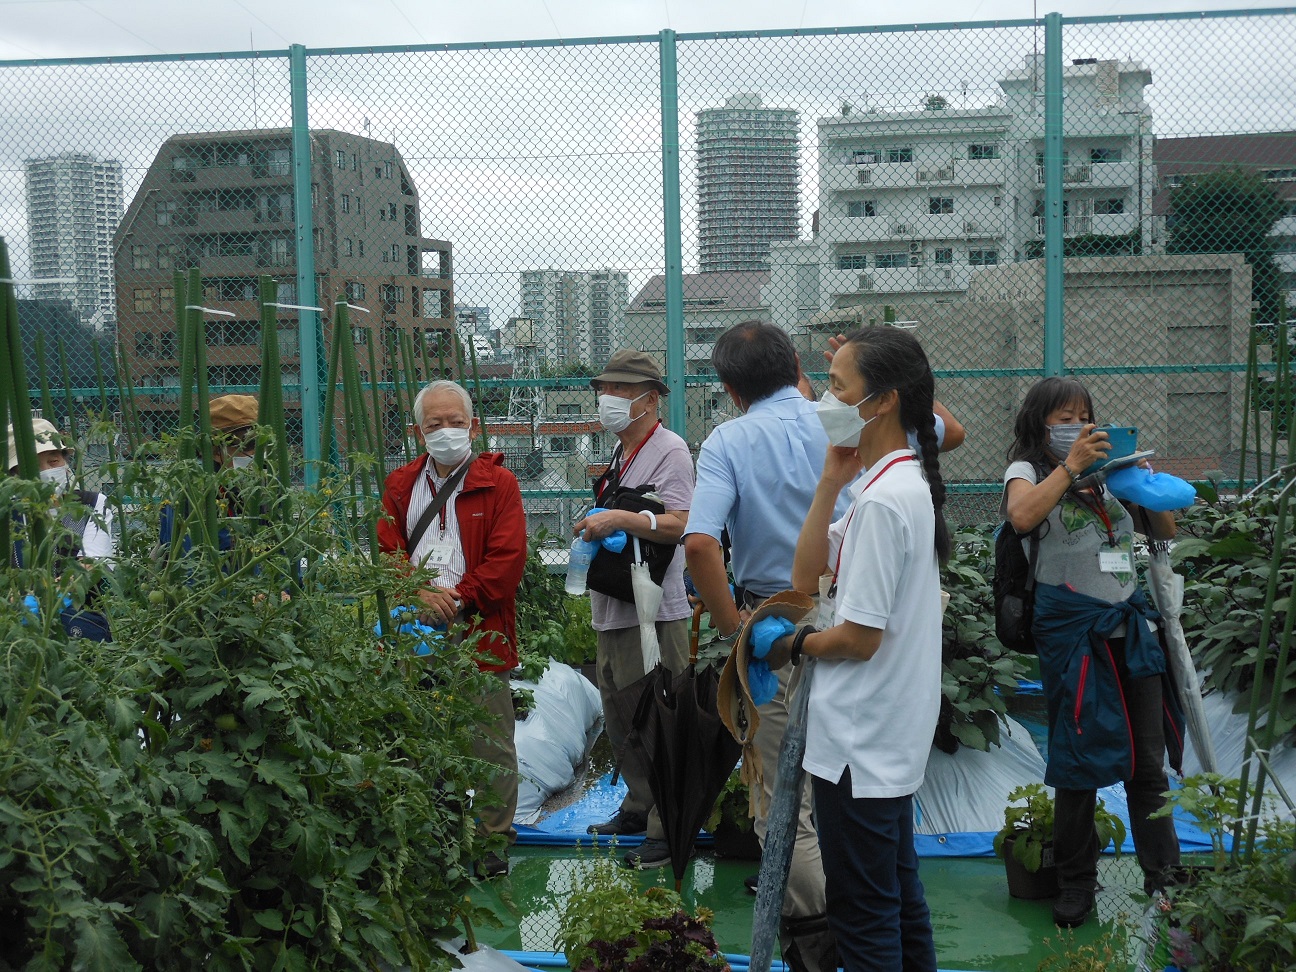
[1083,425,1139,473]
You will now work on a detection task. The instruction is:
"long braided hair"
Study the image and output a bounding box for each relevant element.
[841,326,951,565]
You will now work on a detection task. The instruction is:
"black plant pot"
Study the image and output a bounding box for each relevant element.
[1003,835,1059,900]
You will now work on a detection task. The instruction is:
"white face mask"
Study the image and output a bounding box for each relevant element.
[816,390,877,447]
[425,426,473,466]
[597,392,649,433]
[39,465,72,495]
[230,455,255,469]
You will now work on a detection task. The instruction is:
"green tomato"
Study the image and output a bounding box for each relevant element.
[214,714,239,731]
[148,590,166,606]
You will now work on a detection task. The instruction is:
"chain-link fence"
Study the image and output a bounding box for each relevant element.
[2,9,1293,527]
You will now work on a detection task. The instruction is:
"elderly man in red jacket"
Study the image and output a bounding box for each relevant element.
[377,379,528,878]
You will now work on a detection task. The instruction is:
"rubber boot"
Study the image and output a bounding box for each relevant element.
[780,912,839,972]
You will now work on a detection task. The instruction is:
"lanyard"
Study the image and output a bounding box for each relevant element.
[425,458,468,535]
[595,420,660,503]
[831,454,918,588]
[1073,486,1118,547]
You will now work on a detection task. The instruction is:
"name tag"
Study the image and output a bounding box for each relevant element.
[1099,549,1132,574]
[424,542,456,568]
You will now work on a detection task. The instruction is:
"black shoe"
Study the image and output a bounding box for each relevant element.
[587,811,647,837]
[476,850,509,879]
[624,838,672,869]
[744,873,759,894]
[1052,887,1095,928]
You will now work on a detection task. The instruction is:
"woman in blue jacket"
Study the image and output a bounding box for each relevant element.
[1003,377,1181,929]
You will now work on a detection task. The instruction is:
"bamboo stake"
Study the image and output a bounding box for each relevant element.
[321,301,343,472]
[57,338,79,478]
[1,238,46,562]
[33,331,55,428]
[365,332,387,484]
[1238,326,1257,490]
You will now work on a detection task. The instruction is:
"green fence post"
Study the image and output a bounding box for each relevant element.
[1043,11,1065,377]
[658,28,686,432]
[290,43,322,487]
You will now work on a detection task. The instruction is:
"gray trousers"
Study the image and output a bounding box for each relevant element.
[596,619,691,841]
[470,669,519,842]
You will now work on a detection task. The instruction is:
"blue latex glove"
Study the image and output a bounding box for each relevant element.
[378,606,446,656]
[750,615,796,660]
[748,659,779,706]
[1105,465,1197,512]
[586,507,628,553]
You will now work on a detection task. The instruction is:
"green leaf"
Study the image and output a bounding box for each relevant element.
[1207,533,1266,558]
[253,910,285,931]
[72,915,140,972]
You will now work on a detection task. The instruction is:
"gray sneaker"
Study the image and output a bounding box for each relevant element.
[623,838,672,869]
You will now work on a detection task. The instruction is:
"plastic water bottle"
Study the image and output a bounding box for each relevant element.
[565,537,599,595]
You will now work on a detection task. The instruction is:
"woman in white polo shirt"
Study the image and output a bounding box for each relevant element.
[783,326,950,972]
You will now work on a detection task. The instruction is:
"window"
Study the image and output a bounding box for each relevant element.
[968,249,999,266]
[352,327,369,345]
[968,144,999,160]
[556,403,580,415]
[886,147,913,163]
[389,244,400,263]
[929,197,954,214]
[157,243,179,270]
[375,165,384,178]
[387,202,398,221]
[876,252,907,268]
[336,149,347,169]
[934,248,953,265]
[155,199,177,225]
[837,253,869,270]
[135,332,155,357]
[378,205,386,221]
[350,153,357,171]
[341,193,350,213]
[158,287,174,312]
[276,281,296,304]
[1094,198,1125,215]
[1263,168,1296,182]
[852,149,880,165]
[549,436,576,454]
[159,331,177,358]
[345,282,366,302]
[993,195,1003,208]
[263,238,292,267]
[131,245,152,270]
[343,238,353,257]
[1090,147,1122,163]
[265,149,290,176]
[222,320,260,345]
[133,288,154,312]
[383,161,393,179]
[847,200,877,218]
[358,241,365,257]
[380,284,404,314]
[1164,173,1185,189]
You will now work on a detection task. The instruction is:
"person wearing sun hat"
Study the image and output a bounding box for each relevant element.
[574,349,694,871]
[7,416,116,640]
[206,394,260,470]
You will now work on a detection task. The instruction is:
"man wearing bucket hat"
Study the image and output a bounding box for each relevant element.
[6,417,115,640]
[574,349,694,871]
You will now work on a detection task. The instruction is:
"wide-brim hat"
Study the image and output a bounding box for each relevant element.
[208,394,259,432]
[717,589,816,816]
[590,349,669,395]
[5,417,68,471]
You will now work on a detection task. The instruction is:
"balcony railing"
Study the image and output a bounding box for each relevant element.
[1035,163,1092,184]
[1033,215,1093,236]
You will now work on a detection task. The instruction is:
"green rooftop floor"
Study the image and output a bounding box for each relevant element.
[470,846,1154,971]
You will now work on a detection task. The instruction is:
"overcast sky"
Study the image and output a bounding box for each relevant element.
[0,0,1291,60]
[2,1,1292,325]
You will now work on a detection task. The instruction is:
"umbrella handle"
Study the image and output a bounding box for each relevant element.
[689,600,704,666]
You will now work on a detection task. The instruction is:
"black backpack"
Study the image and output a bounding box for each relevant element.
[993,465,1045,654]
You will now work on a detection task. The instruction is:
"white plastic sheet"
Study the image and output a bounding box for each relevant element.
[1181,690,1296,802]
[513,661,603,825]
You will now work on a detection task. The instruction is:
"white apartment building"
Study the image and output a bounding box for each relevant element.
[766,56,1155,325]
[24,152,124,333]
[519,268,629,370]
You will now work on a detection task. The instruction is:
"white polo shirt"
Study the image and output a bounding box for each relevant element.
[803,449,943,799]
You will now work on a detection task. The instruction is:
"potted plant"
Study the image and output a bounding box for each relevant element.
[993,784,1126,900]
[706,768,760,860]
[555,849,730,971]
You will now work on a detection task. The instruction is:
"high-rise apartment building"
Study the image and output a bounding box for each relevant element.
[519,269,628,369]
[114,128,453,444]
[765,57,1155,325]
[696,94,800,272]
[24,152,124,333]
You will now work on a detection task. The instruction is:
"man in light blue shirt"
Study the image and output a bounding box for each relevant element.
[685,321,961,972]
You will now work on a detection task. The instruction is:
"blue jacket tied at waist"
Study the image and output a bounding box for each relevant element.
[1033,584,1170,790]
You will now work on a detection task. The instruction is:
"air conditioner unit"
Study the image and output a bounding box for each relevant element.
[909,254,924,267]
[892,223,912,236]
[963,220,980,234]
[909,241,923,254]
[858,273,875,290]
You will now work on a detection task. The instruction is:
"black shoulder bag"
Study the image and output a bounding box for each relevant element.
[405,458,473,554]
[586,484,677,604]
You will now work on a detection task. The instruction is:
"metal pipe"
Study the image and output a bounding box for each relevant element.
[658,29,687,434]
[1042,12,1065,377]
[290,43,322,487]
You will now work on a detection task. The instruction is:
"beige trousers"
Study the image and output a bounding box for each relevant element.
[470,669,519,841]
